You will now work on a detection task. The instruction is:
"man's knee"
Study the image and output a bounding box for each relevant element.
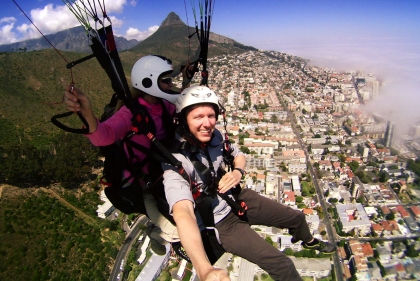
[294,209,306,221]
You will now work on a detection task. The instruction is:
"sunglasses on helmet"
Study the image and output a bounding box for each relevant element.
[160,77,173,85]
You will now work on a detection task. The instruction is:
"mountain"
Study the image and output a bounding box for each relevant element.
[0,26,139,53]
[0,12,256,148]
[124,12,256,72]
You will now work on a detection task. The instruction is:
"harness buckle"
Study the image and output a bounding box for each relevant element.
[237,201,248,216]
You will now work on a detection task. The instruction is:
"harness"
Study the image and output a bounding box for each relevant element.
[150,132,248,264]
[99,96,181,215]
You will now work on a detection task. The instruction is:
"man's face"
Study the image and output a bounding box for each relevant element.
[186,104,216,143]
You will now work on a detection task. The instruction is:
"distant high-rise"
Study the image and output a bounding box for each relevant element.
[371,80,379,98]
[384,121,395,148]
[365,77,379,99]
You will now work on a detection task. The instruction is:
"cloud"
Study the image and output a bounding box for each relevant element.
[0,17,17,44]
[278,37,420,138]
[103,0,127,14]
[2,1,131,45]
[108,16,124,28]
[15,4,79,41]
[0,17,16,24]
[123,25,159,41]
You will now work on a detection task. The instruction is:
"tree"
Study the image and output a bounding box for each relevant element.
[265,236,274,246]
[240,146,250,154]
[406,244,419,257]
[356,196,365,204]
[386,213,395,220]
[328,198,338,204]
[379,170,390,182]
[270,114,278,123]
[348,160,360,172]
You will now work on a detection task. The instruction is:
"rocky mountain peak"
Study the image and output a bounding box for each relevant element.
[160,12,185,27]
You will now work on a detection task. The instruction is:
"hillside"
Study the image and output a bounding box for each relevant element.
[0,184,125,280]
[126,12,256,71]
[0,12,256,148]
[0,50,116,147]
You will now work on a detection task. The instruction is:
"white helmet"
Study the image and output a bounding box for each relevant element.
[131,55,179,103]
[175,85,220,118]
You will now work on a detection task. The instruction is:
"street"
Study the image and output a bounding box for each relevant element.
[109,215,149,281]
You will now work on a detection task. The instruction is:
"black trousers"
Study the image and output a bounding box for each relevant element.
[215,189,312,281]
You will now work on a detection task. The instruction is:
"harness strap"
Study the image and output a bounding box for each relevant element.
[179,144,247,215]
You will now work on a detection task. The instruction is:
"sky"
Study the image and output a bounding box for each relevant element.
[2,0,420,136]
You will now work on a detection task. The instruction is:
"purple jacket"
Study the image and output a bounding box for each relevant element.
[87,97,175,177]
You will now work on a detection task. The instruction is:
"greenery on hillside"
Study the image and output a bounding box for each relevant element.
[0,131,99,187]
[0,50,116,147]
[0,185,125,281]
[127,25,250,73]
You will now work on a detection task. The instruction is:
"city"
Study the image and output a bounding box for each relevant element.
[97,49,420,281]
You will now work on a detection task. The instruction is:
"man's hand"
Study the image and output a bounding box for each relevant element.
[201,267,230,281]
[217,169,242,194]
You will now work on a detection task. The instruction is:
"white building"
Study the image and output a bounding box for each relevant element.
[290,257,331,279]
[291,175,301,192]
[288,163,307,174]
[336,203,371,235]
[96,190,115,219]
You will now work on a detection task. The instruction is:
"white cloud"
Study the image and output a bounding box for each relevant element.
[130,0,138,7]
[108,16,124,28]
[281,38,420,137]
[0,17,18,44]
[0,17,17,24]
[7,2,130,44]
[14,4,80,41]
[123,25,158,41]
[103,0,127,14]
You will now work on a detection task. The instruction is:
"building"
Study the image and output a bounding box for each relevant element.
[384,121,395,147]
[289,257,331,279]
[336,203,371,235]
[96,190,115,219]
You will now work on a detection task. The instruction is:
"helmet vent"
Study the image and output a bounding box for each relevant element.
[192,92,212,100]
[142,78,152,88]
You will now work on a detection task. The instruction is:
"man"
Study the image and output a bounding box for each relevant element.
[161,85,336,280]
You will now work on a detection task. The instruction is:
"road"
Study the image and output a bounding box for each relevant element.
[288,109,344,281]
[308,163,344,280]
[109,215,149,281]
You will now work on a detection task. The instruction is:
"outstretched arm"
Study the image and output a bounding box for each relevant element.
[173,200,230,281]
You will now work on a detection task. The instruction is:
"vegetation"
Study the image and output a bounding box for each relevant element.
[0,131,100,187]
[283,248,332,259]
[0,186,124,280]
[407,158,420,178]
[0,50,114,148]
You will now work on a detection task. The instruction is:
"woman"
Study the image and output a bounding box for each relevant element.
[64,55,193,250]
[162,85,336,280]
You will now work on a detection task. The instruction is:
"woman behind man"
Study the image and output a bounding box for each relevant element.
[161,85,336,281]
